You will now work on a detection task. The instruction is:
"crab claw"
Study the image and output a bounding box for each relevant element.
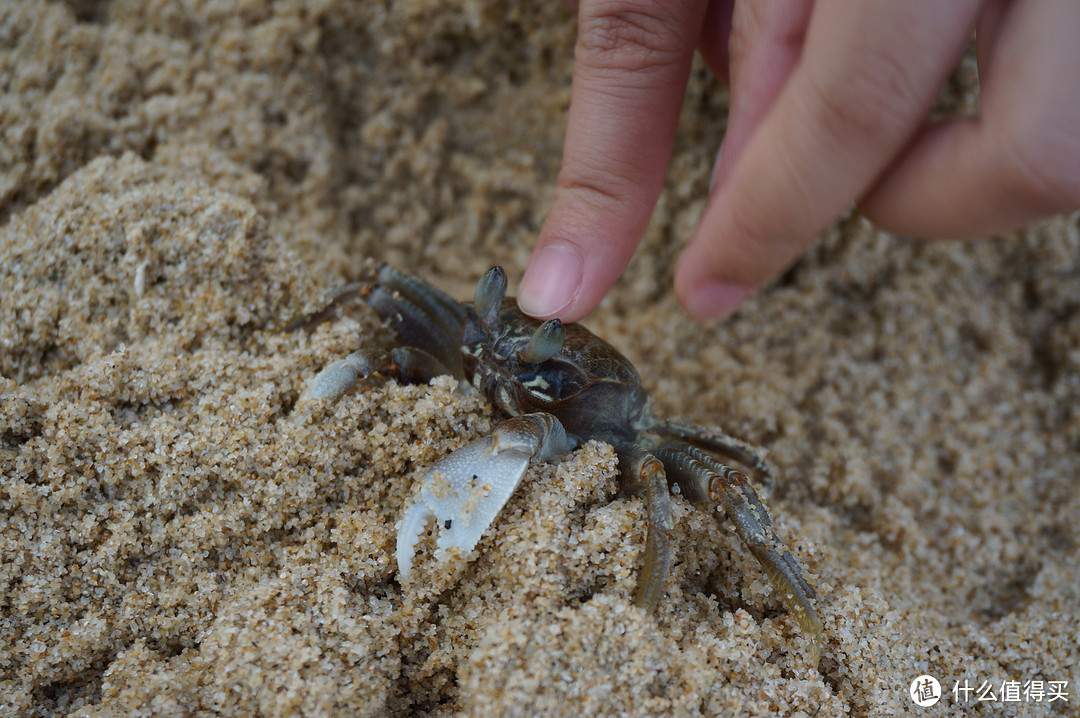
[396,413,570,577]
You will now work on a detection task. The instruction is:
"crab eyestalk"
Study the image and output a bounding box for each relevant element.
[521,319,565,363]
[474,266,507,329]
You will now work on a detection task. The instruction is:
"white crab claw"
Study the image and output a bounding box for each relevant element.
[396,413,569,578]
[396,435,531,577]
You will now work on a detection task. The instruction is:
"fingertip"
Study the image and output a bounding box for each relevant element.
[680,280,752,320]
[674,253,753,320]
[517,243,585,320]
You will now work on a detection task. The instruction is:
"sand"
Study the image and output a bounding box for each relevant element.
[1,1,1077,716]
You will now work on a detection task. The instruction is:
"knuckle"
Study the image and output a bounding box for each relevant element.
[555,163,631,212]
[576,0,688,75]
[803,51,922,151]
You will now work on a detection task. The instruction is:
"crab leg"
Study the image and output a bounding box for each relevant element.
[397,412,570,578]
[279,281,370,332]
[284,261,467,381]
[302,346,455,402]
[654,442,822,665]
[615,444,674,614]
[655,418,777,491]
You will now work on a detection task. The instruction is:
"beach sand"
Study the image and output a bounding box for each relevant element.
[2,1,1077,716]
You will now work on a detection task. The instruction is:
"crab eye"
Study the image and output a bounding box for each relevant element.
[474,266,507,324]
[521,319,565,363]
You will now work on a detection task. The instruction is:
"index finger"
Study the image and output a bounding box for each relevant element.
[518,0,708,321]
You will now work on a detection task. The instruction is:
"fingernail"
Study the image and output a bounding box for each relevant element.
[683,279,751,320]
[518,244,583,317]
[708,141,724,195]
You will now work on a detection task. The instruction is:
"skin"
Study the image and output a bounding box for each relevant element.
[517,0,1080,322]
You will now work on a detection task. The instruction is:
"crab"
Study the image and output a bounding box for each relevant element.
[289,261,822,663]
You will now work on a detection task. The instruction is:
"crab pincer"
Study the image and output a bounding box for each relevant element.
[396,413,569,576]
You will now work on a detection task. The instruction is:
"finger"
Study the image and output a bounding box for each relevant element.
[519,0,708,322]
[697,0,735,83]
[676,0,981,319]
[709,0,813,193]
[974,0,1007,74]
[861,0,1080,237]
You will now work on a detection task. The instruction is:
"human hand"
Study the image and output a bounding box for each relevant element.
[517,0,1080,322]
